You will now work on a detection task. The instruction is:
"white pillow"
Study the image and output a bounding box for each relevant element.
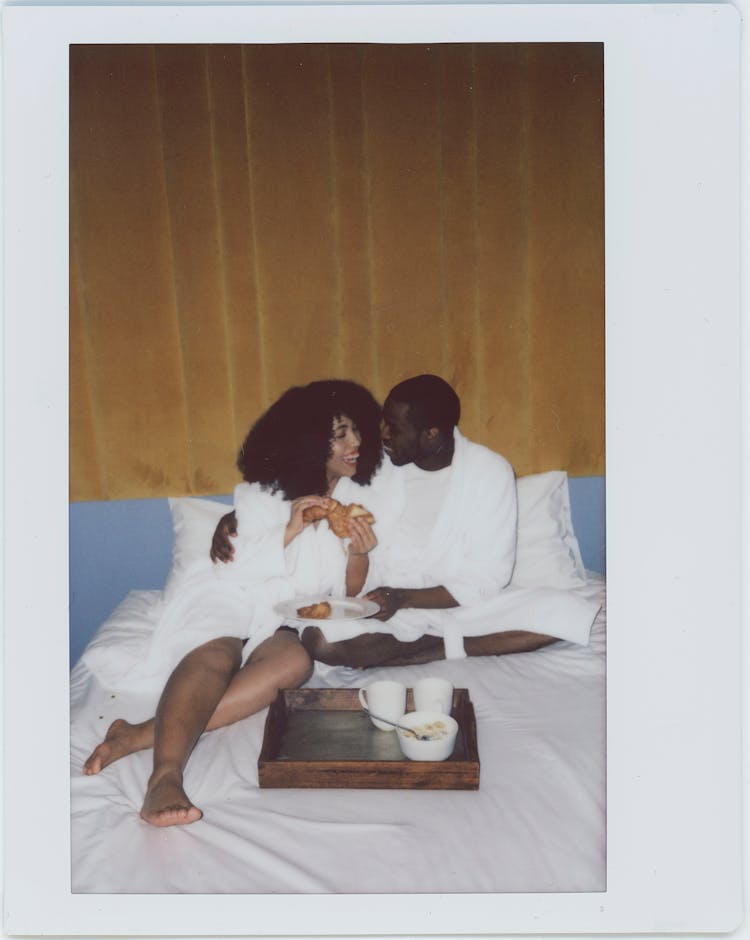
[162,481,586,597]
[163,496,232,599]
[511,471,587,589]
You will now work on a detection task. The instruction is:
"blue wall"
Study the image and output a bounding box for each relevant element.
[567,476,606,581]
[68,494,232,668]
[68,479,605,668]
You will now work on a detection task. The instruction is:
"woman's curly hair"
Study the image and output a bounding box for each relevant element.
[236,379,383,500]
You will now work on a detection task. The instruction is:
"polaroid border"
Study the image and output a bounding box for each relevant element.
[2,2,744,937]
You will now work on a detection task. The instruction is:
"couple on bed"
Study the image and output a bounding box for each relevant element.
[84,374,599,828]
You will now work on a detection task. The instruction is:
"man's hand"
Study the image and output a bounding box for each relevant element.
[364,584,459,620]
[364,586,405,621]
[210,511,238,563]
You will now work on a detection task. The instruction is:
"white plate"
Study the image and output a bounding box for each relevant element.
[274,596,380,624]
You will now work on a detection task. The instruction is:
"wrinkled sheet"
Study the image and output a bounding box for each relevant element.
[70,575,606,895]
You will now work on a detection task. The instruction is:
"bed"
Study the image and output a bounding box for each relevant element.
[69,470,606,895]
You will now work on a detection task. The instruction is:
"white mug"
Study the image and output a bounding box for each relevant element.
[358,680,407,731]
[413,677,453,715]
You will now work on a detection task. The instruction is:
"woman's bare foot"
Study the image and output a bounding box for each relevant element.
[83,718,153,775]
[140,769,203,827]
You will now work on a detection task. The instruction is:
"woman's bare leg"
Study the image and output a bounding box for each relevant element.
[205,628,313,725]
[140,636,242,827]
[83,630,312,775]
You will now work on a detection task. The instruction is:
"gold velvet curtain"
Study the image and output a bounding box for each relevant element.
[70,42,604,502]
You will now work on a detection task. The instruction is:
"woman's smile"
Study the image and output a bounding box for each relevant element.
[326,415,362,484]
[331,449,359,476]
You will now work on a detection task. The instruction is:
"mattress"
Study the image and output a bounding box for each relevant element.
[70,573,606,895]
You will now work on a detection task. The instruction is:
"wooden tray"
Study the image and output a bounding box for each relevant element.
[258,687,479,790]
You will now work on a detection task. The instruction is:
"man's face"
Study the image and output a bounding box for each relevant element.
[381,398,421,466]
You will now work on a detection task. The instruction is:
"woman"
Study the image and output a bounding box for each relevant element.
[83,379,382,827]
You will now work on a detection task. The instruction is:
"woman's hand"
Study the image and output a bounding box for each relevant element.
[284,496,331,547]
[347,517,377,556]
[345,518,375,596]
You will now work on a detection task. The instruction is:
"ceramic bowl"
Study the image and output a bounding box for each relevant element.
[396,710,459,762]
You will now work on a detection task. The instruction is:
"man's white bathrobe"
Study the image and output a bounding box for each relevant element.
[324,430,601,659]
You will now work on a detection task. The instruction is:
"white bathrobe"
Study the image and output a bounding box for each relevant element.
[81,482,350,695]
[319,430,601,659]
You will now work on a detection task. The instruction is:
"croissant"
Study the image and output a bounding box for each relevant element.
[297,601,332,619]
[302,498,375,538]
[301,503,331,524]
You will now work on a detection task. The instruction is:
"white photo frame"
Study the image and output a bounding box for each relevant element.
[2,2,744,937]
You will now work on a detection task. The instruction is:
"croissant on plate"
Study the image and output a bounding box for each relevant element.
[302,498,375,538]
[296,601,332,619]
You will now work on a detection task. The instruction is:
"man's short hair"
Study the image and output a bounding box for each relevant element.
[388,374,461,433]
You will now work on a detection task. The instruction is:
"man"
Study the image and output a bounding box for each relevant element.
[212,375,599,667]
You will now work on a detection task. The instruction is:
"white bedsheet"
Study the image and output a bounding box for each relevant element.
[70,575,606,895]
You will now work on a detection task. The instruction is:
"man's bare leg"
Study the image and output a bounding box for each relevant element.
[83,630,312,775]
[300,628,444,668]
[376,630,558,663]
[301,626,558,668]
[462,631,557,657]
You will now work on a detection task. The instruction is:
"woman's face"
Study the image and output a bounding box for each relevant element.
[326,414,362,483]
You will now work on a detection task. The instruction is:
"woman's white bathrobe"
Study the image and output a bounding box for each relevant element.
[319,430,601,659]
[80,482,350,698]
